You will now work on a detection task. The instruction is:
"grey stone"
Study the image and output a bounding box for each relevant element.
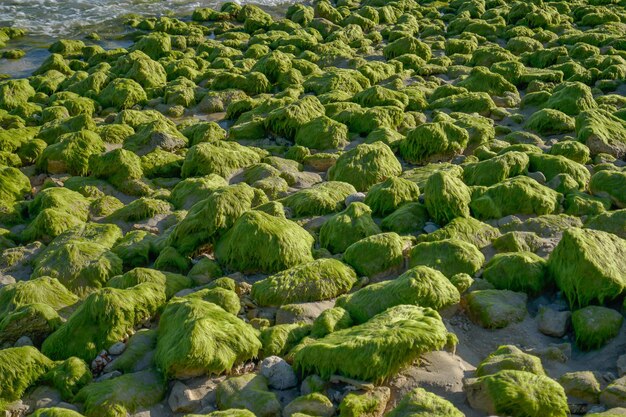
[275,300,335,325]
[537,306,571,338]
[618,355,626,377]
[95,371,122,382]
[14,336,33,347]
[260,356,298,390]
[423,223,440,234]
[345,192,366,205]
[23,386,62,410]
[168,381,200,413]
[527,171,547,184]
[108,341,126,355]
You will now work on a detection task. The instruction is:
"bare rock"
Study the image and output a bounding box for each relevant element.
[260,356,298,390]
[537,306,571,338]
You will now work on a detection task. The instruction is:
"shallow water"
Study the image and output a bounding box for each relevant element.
[0,0,297,78]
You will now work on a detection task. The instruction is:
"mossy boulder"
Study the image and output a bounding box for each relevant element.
[0,275,77,318]
[385,387,463,417]
[216,374,281,417]
[259,323,312,358]
[337,266,460,323]
[41,356,92,400]
[364,177,420,217]
[293,305,449,382]
[37,130,105,176]
[409,238,484,278]
[400,122,469,164]
[168,183,268,256]
[476,345,544,377]
[181,141,262,179]
[295,116,349,151]
[418,217,500,249]
[424,171,472,225]
[576,108,626,158]
[280,181,356,217]
[590,170,626,208]
[470,176,562,220]
[98,78,147,110]
[343,232,405,277]
[75,369,165,417]
[465,289,527,329]
[42,283,164,361]
[544,81,595,116]
[482,252,548,295]
[463,151,529,186]
[215,210,314,274]
[0,165,31,212]
[528,153,590,190]
[526,109,575,135]
[169,175,228,210]
[572,306,623,351]
[327,142,401,192]
[585,209,626,239]
[381,202,430,235]
[251,258,357,306]
[548,228,626,308]
[0,303,62,346]
[465,370,568,417]
[107,267,192,299]
[284,393,335,417]
[0,346,53,406]
[319,202,381,254]
[155,298,261,379]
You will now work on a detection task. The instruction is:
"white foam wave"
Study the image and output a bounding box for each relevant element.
[0,0,296,37]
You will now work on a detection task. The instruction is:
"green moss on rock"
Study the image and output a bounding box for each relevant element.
[409,238,484,278]
[293,305,449,382]
[424,171,472,225]
[343,232,405,277]
[482,252,548,295]
[385,387,463,417]
[572,306,623,351]
[337,266,460,323]
[400,121,469,164]
[251,258,357,307]
[0,346,53,405]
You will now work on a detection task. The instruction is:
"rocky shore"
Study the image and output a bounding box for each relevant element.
[1,0,626,416]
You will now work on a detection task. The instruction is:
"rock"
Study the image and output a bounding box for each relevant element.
[464,289,528,329]
[23,386,62,410]
[338,387,390,417]
[260,356,298,390]
[617,355,626,377]
[537,306,571,338]
[572,306,623,351]
[168,381,200,413]
[476,345,544,377]
[301,375,326,395]
[95,370,122,382]
[527,171,547,184]
[216,374,281,417]
[464,370,568,417]
[14,336,34,347]
[601,376,626,408]
[283,392,335,417]
[275,300,336,325]
[558,371,601,404]
[345,192,366,205]
[108,342,126,356]
[423,222,440,233]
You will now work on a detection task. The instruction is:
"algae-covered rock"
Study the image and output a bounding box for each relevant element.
[381,202,430,235]
[337,266,460,323]
[155,298,261,378]
[327,142,401,192]
[295,115,348,151]
[284,393,335,417]
[216,374,281,417]
[409,238,484,278]
[526,109,575,135]
[319,202,381,254]
[293,305,449,382]
[37,130,105,176]
[424,170,471,225]
[465,370,568,417]
[75,369,165,417]
[576,108,626,158]
[586,209,626,239]
[182,141,262,179]
[476,345,544,377]
[0,303,62,346]
[280,181,356,217]
[548,228,626,308]
[168,183,268,255]
[470,176,562,220]
[252,258,356,306]
[364,177,420,217]
[590,170,626,208]
[343,232,405,277]
[259,323,311,358]
[572,306,623,351]
[385,387,464,417]
[338,387,390,417]
[463,151,529,186]
[417,216,500,249]
[482,252,548,295]
[400,121,469,164]
[107,267,192,299]
[41,357,92,400]
[465,289,527,329]
[0,346,53,405]
[215,210,314,274]
[98,78,147,110]
[0,275,77,318]
[42,283,164,361]
[310,307,352,339]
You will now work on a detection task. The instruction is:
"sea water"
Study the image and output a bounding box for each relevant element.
[0,0,296,77]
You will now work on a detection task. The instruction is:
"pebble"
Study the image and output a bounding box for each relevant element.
[345,192,366,205]
[14,336,33,347]
[423,222,440,234]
